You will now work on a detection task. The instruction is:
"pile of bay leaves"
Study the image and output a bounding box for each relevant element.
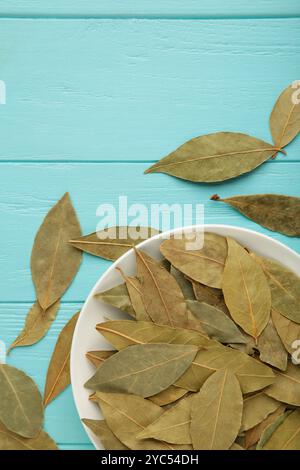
[84,232,300,450]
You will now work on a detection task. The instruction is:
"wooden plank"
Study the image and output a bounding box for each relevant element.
[0,161,299,303]
[0,19,299,162]
[0,1,299,18]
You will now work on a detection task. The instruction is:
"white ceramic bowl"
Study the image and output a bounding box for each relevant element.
[70,224,300,450]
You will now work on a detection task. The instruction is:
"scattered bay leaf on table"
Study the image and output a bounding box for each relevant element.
[96,392,190,450]
[8,300,60,352]
[82,419,128,450]
[149,386,188,407]
[94,283,135,318]
[160,233,227,288]
[70,226,159,261]
[170,266,195,300]
[244,405,285,449]
[31,193,82,311]
[85,343,197,397]
[211,194,300,237]
[191,280,228,314]
[145,132,277,182]
[44,311,80,407]
[136,249,188,328]
[0,422,57,450]
[96,320,212,350]
[191,369,243,450]
[259,410,300,450]
[257,411,290,450]
[0,364,44,438]
[116,268,150,321]
[270,82,300,148]
[254,255,300,323]
[138,394,193,444]
[187,300,246,344]
[240,393,281,432]
[265,363,300,406]
[222,237,271,340]
[257,319,287,371]
[272,308,300,355]
[86,350,116,368]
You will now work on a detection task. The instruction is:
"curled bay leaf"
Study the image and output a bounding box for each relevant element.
[86,350,116,368]
[258,410,300,450]
[8,300,60,352]
[191,280,228,314]
[272,308,300,355]
[0,422,57,450]
[82,419,128,450]
[145,132,277,182]
[257,318,287,371]
[270,82,300,148]
[222,237,271,340]
[191,369,243,449]
[244,405,285,449]
[160,233,227,289]
[265,363,300,406]
[212,194,300,238]
[0,364,44,438]
[31,193,82,311]
[44,311,80,407]
[70,226,159,261]
[149,386,188,407]
[241,393,281,432]
[85,343,197,397]
[94,283,135,318]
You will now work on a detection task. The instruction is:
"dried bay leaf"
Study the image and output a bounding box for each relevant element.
[259,410,300,450]
[257,318,288,371]
[270,83,300,148]
[241,393,281,432]
[86,350,116,368]
[222,237,271,340]
[256,411,290,450]
[136,249,188,328]
[145,132,277,182]
[265,363,300,406]
[85,343,197,397]
[160,233,227,289]
[149,386,188,407]
[191,369,243,449]
[0,364,44,438]
[82,419,128,450]
[94,283,135,318]
[44,311,79,407]
[31,193,82,311]
[244,405,285,449]
[192,280,228,314]
[272,308,300,355]
[70,226,159,261]
[0,422,57,450]
[187,300,246,344]
[170,266,195,300]
[212,194,300,237]
[8,301,60,352]
[116,268,150,321]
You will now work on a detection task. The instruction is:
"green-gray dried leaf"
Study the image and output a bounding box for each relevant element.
[70,226,159,261]
[222,237,271,340]
[257,411,290,450]
[272,308,300,355]
[258,410,300,450]
[212,194,300,237]
[145,132,277,182]
[191,280,228,314]
[8,301,60,352]
[257,319,287,371]
[241,393,281,432]
[94,283,135,317]
[160,233,227,288]
[148,386,188,407]
[44,311,79,406]
[86,350,116,367]
[244,405,285,449]
[0,422,57,450]
[270,83,300,148]
[85,343,197,397]
[31,193,82,311]
[265,363,300,406]
[187,300,246,344]
[170,266,195,300]
[191,369,243,449]
[0,364,44,438]
[82,419,128,450]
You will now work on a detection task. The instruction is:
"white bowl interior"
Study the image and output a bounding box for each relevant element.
[70,224,300,450]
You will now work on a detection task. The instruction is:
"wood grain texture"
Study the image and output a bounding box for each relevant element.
[0,19,299,162]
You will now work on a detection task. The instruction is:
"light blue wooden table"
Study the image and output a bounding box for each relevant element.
[0,1,299,450]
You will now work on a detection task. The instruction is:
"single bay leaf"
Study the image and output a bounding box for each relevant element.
[241,393,281,432]
[170,266,195,300]
[145,132,277,182]
[222,237,271,340]
[86,350,116,368]
[160,233,227,288]
[84,343,197,397]
[31,193,82,311]
[8,301,60,353]
[212,194,300,237]
[191,280,228,314]
[270,83,300,148]
[257,411,290,450]
[94,283,135,318]
[116,268,150,321]
[244,405,285,449]
[259,410,300,450]
[0,364,44,438]
[44,311,79,407]
[191,369,243,449]
[70,226,159,261]
[82,419,128,450]
[265,363,300,406]
[257,318,287,371]
[149,386,188,407]
[272,308,300,355]
[136,249,188,328]
[0,422,57,450]
[96,320,212,350]
[187,300,246,344]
